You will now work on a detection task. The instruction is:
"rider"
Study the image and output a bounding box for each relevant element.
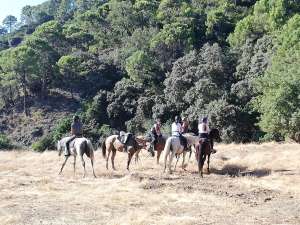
[198,117,216,154]
[65,115,83,156]
[150,118,162,151]
[172,116,187,149]
[182,117,189,134]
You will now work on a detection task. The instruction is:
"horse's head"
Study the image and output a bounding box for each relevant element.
[135,136,155,157]
[209,128,222,142]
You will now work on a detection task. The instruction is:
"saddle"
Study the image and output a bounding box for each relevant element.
[118,131,133,145]
[172,135,188,151]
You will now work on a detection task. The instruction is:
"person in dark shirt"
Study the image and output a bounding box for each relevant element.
[65,115,83,156]
[182,117,189,134]
[149,118,162,151]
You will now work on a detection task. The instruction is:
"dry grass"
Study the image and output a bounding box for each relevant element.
[0,143,300,225]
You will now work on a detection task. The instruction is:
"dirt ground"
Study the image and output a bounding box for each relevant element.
[0,143,299,225]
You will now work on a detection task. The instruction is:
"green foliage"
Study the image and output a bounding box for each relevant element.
[52,117,72,143]
[229,0,300,47]
[98,124,113,138]
[2,15,18,33]
[125,50,158,83]
[0,134,13,149]
[1,0,299,144]
[31,134,54,152]
[254,15,300,140]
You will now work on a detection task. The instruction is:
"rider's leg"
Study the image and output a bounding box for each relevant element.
[65,135,76,156]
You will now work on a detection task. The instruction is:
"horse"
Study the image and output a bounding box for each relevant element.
[196,128,221,177]
[100,134,154,171]
[163,133,201,174]
[57,137,96,178]
[136,135,166,164]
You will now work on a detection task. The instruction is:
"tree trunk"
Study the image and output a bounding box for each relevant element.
[21,72,29,116]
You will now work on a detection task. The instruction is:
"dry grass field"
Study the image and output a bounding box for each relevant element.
[0,143,300,225]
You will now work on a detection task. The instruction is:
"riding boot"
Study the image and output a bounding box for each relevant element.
[64,144,70,156]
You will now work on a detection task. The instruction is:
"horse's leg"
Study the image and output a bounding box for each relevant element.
[198,147,204,177]
[90,157,96,178]
[182,151,187,171]
[127,151,134,171]
[168,150,175,174]
[207,153,211,174]
[106,147,111,170]
[58,156,69,175]
[135,149,140,164]
[111,149,116,170]
[80,155,86,178]
[157,150,161,164]
[163,147,170,173]
[174,154,180,171]
[73,156,76,177]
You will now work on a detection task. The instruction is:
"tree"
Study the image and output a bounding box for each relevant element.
[57,54,82,97]
[0,46,39,115]
[254,15,300,141]
[125,50,160,84]
[106,79,143,129]
[2,15,17,33]
[21,5,34,25]
[25,37,59,97]
[0,26,7,35]
[56,0,76,21]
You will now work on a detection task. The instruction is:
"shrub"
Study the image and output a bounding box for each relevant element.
[31,134,54,152]
[52,117,72,142]
[0,134,13,149]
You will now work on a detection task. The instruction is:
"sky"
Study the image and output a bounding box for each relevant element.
[0,0,46,24]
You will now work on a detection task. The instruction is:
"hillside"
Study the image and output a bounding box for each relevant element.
[0,0,299,149]
[0,143,299,224]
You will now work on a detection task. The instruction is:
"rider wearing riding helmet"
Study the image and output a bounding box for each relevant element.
[198,117,216,153]
[65,115,83,156]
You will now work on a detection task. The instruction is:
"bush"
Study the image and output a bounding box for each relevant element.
[0,134,13,149]
[52,117,72,143]
[31,134,54,152]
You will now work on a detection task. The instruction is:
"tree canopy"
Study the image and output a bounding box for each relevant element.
[0,0,299,144]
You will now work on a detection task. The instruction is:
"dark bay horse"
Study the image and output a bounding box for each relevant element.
[196,128,221,177]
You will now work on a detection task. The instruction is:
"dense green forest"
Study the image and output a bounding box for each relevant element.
[0,0,299,149]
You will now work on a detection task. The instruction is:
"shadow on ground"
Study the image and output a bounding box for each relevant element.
[210,164,271,178]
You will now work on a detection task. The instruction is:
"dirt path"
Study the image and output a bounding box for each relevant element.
[0,143,299,225]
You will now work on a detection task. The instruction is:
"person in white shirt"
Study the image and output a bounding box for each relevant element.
[172,116,182,136]
[198,117,216,153]
[172,116,187,149]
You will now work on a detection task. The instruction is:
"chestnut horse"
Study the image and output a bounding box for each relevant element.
[100,134,153,171]
[136,135,166,164]
[196,128,221,177]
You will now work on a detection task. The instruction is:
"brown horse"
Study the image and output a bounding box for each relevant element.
[136,135,166,164]
[196,128,221,177]
[100,134,153,171]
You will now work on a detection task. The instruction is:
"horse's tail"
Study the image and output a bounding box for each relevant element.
[86,140,94,160]
[101,140,106,158]
[57,140,62,156]
[164,138,172,154]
